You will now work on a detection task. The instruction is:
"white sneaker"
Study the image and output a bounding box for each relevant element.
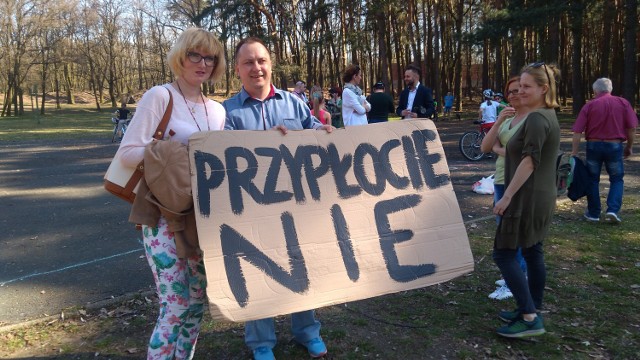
[488,286,513,300]
[495,286,513,300]
[583,213,600,222]
[489,286,504,300]
[495,279,506,287]
[604,212,621,224]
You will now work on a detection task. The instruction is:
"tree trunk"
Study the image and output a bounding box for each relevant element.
[622,0,638,104]
[432,0,441,113]
[570,1,585,114]
[40,57,47,115]
[64,63,74,105]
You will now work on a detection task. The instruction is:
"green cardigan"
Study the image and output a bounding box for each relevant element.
[495,108,560,249]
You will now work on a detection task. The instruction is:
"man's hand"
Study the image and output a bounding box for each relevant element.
[624,146,632,159]
[401,109,417,118]
[272,124,288,135]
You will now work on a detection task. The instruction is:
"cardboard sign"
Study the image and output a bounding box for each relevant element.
[188,119,473,322]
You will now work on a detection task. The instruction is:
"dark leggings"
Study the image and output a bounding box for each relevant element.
[493,242,546,314]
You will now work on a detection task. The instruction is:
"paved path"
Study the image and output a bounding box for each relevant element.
[0,139,150,326]
[1,120,636,326]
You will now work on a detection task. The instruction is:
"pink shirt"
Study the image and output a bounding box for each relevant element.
[572,93,638,141]
[310,109,328,125]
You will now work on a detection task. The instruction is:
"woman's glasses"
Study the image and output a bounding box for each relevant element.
[187,52,217,67]
[507,89,519,96]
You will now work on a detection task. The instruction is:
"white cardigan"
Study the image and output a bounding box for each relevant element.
[342,88,370,126]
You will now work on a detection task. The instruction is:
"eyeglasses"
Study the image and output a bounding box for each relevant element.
[529,61,552,87]
[187,52,217,67]
[507,89,519,96]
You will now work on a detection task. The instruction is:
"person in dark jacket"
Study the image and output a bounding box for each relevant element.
[396,64,435,119]
[366,81,395,123]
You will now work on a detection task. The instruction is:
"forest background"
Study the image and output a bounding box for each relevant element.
[1,0,638,118]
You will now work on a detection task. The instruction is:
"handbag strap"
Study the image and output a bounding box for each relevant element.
[126,88,174,196]
[152,87,174,140]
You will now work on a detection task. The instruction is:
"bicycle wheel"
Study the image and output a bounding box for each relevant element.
[111,124,119,143]
[120,123,128,141]
[459,131,485,161]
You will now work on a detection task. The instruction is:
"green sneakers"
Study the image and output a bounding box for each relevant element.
[497,316,545,338]
[498,309,521,323]
[498,309,543,323]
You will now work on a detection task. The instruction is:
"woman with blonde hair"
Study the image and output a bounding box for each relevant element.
[115,27,226,359]
[492,63,560,338]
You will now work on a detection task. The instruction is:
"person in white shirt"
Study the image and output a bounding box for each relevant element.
[116,27,226,360]
[479,89,503,124]
[341,64,371,126]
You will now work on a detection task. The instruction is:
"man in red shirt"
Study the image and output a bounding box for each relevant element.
[571,78,638,224]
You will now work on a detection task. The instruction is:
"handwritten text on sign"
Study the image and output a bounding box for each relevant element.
[188,120,473,322]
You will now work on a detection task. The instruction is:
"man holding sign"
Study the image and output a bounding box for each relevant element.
[223,37,332,360]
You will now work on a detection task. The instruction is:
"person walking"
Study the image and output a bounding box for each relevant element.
[492,62,561,338]
[341,64,370,126]
[223,37,332,360]
[571,77,637,223]
[116,28,226,359]
[366,81,395,123]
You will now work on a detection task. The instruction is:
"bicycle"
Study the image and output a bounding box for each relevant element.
[111,114,131,143]
[458,120,494,161]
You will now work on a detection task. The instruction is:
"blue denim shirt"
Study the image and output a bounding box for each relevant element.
[223,86,322,131]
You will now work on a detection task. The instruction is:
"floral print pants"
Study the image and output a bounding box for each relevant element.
[143,218,207,360]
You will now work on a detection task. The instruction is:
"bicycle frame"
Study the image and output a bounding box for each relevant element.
[111,117,130,143]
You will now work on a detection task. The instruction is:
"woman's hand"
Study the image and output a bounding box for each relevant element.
[493,194,511,216]
[316,124,334,133]
[496,106,516,125]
